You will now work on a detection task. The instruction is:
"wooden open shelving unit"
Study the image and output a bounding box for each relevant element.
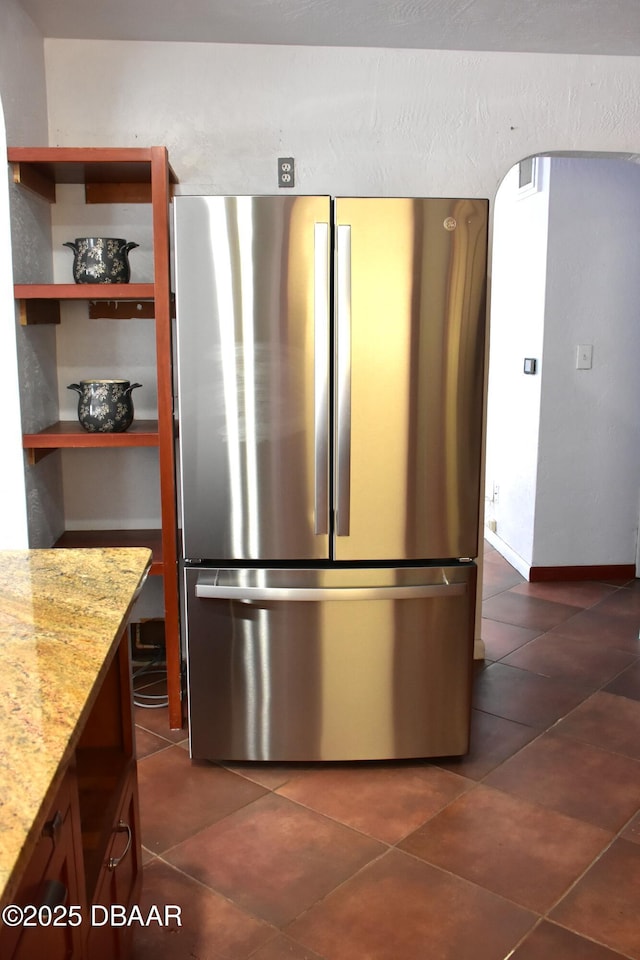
[8,146,183,729]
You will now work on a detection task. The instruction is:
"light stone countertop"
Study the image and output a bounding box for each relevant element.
[0,547,152,906]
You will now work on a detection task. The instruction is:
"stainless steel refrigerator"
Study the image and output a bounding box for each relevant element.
[174,195,488,761]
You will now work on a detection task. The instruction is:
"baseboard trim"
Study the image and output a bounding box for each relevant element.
[529,564,636,583]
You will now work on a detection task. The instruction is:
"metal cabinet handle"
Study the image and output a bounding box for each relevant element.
[108,820,132,871]
[196,582,467,601]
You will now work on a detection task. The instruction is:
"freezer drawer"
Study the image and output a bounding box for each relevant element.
[184,564,476,761]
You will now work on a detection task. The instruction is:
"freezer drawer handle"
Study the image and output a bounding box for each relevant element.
[195,582,467,601]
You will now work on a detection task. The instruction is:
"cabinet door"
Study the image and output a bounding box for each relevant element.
[84,768,141,960]
[2,771,85,960]
[109,772,141,912]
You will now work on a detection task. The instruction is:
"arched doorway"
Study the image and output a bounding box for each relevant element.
[485,153,640,582]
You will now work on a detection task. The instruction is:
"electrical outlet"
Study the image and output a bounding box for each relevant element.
[278,157,295,188]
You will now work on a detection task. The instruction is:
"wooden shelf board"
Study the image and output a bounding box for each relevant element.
[23,420,160,449]
[8,147,178,185]
[54,529,163,575]
[16,283,155,301]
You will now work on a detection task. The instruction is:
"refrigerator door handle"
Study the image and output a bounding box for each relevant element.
[336,223,352,537]
[314,222,330,535]
[195,582,467,601]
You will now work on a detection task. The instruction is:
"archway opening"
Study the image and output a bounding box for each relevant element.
[485,152,640,581]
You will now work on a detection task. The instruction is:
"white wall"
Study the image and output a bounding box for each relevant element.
[0,0,48,548]
[535,157,640,567]
[485,159,550,569]
[0,1,47,146]
[43,41,640,198]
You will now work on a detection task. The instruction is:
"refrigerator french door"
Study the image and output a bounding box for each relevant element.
[174,195,488,761]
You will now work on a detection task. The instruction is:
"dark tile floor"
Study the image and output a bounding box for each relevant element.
[131,543,640,959]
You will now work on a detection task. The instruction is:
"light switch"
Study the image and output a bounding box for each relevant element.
[523,358,537,374]
[576,344,593,369]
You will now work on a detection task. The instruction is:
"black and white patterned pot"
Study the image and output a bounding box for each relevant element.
[63,237,139,284]
[67,380,142,433]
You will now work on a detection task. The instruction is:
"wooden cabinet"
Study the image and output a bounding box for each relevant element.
[1,770,86,960]
[7,146,182,729]
[0,632,141,960]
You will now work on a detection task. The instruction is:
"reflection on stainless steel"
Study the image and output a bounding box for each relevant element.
[185,565,475,761]
[241,604,271,760]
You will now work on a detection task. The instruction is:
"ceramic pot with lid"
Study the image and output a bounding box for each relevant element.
[63,237,139,283]
[67,379,142,433]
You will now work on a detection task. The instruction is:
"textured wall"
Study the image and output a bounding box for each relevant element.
[43,41,640,198]
[0,0,50,548]
[0,0,47,145]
